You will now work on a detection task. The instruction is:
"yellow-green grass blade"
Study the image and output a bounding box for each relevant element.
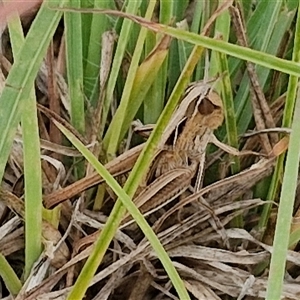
[103,0,158,156]
[55,121,190,300]
[8,12,43,279]
[102,0,143,134]
[145,0,173,123]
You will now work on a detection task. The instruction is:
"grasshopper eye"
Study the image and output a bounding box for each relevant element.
[198,97,216,115]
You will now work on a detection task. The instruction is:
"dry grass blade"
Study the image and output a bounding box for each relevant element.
[229,4,277,153]
[43,143,144,207]
[168,245,269,264]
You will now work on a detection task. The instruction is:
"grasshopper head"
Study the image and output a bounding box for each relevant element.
[197,90,224,129]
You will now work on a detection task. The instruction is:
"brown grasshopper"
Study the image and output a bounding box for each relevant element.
[122,81,224,220]
[154,81,223,184]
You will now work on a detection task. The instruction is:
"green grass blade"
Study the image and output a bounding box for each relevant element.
[22,94,43,279]
[160,0,173,25]
[103,0,157,156]
[0,0,64,182]
[0,253,22,295]
[143,0,173,124]
[143,31,160,124]
[102,0,142,132]
[251,1,282,52]
[212,2,238,173]
[190,0,204,33]
[228,1,276,77]
[210,0,231,75]
[65,0,85,178]
[80,0,93,62]
[8,13,43,279]
[55,121,190,300]
[65,0,85,135]
[155,24,300,77]
[119,36,170,137]
[174,0,189,20]
[216,53,240,172]
[83,0,113,100]
[266,88,300,300]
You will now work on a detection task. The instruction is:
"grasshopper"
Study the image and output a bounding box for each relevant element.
[155,81,223,185]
